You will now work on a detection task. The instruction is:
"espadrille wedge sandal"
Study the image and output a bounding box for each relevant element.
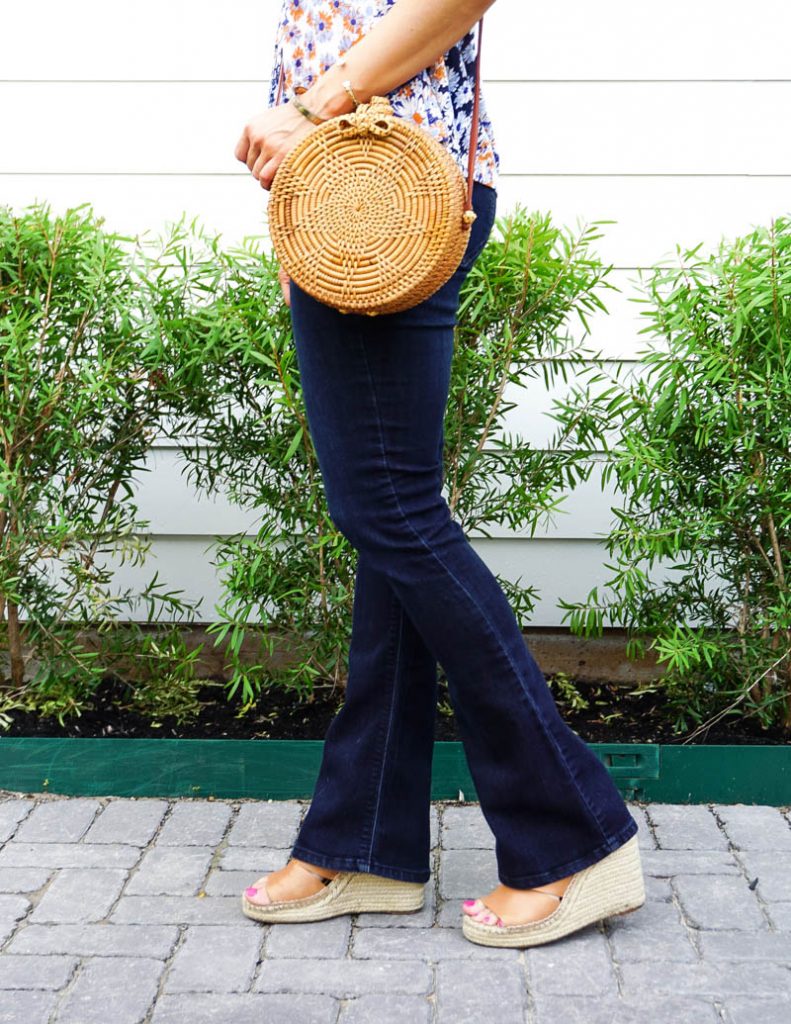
[461,834,645,948]
[241,861,425,924]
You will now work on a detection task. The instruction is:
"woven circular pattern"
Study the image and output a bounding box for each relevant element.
[268,97,475,316]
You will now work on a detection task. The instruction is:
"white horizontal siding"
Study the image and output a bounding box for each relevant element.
[3,0,785,625]
[4,81,791,175]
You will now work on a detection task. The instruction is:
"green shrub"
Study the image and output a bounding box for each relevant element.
[554,214,791,736]
[0,201,203,722]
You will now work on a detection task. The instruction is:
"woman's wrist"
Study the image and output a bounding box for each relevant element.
[299,63,359,121]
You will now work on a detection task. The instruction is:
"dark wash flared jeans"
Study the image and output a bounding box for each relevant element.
[286,180,638,887]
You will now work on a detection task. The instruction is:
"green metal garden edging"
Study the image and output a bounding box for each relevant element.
[0,739,789,804]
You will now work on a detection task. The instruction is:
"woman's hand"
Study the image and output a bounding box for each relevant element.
[277,263,292,307]
[234,100,318,191]
[235,101,309,304]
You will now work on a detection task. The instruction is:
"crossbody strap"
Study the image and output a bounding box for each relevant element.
[465,17,484,211]
[273,17,484,211]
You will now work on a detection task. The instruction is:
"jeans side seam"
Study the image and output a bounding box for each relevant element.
[366,598,405,865]
[355,574,399,863]
[357,334,612,848]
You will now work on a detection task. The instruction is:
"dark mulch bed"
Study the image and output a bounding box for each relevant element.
[2,674,788,745]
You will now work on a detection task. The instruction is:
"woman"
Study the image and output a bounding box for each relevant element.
[233,0,645,947]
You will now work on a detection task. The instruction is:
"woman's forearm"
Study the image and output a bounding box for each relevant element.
[300,0,497,120]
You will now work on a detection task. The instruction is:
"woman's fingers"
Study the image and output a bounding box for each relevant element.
[232,132,249,164]
[235,105,317,190]
[233,126,259,168]
[258,154,283,191]
[277,264,292,307]
[234,117,273,175]
[252,146,280,189]
[244,129,265,174]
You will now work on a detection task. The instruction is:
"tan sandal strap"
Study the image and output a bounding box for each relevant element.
[292,860,334,884]
[531,887,563,900]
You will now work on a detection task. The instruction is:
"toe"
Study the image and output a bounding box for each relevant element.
[462,899,485,917]
[462,898,501,926]
[474,907,501,926]
[244,877,272,906]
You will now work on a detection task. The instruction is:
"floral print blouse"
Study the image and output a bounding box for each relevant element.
[266,0,500,190]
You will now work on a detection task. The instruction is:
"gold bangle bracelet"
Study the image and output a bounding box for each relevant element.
[290,94,326,126]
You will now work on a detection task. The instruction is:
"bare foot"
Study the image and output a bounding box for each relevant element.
[244,858,340,907]
[462,873,574,927]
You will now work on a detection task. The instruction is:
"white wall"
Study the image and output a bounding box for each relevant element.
[2,0,787,624]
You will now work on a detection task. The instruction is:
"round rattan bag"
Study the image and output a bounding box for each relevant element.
[267,95,478,316]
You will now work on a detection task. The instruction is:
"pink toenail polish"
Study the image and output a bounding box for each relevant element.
[463,899,475,906]
[245,887,258,896]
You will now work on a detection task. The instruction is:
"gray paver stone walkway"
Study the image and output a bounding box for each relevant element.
[1,792,789,1022]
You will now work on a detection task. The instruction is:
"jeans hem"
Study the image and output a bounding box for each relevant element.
[290,843,431,884]
[497,813,639,889]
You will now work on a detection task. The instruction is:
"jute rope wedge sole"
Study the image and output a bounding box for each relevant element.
[461,833,645,948]
[240,866,425,924]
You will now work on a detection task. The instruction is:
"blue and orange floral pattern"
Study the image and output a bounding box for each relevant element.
[267,0,500,190]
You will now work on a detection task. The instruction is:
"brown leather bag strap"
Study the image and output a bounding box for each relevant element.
[275,56,284,106]
[465,17,484,212]
[274,16,484,210]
